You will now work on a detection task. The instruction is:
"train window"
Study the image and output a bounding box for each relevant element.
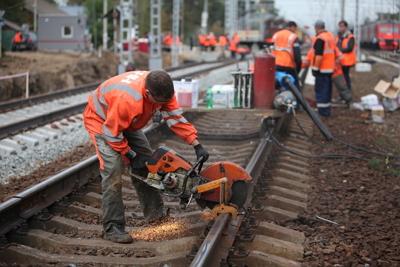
[380,25,399,33]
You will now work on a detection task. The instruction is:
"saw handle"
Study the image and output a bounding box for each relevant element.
[179,156,207,197]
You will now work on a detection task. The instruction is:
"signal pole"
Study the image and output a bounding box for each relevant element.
[171,0,180,67]
[340,0,345,20]
[355,0,361,61]
[103,0,108,51]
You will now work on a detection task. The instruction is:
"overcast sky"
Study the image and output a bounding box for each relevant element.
[275,0,399,33]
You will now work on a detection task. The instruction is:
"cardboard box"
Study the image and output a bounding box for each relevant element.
[374,78,400,99]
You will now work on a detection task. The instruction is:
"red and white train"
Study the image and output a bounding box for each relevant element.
[361,21,400,50]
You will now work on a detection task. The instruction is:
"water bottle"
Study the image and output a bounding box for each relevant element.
[206,87,213,109]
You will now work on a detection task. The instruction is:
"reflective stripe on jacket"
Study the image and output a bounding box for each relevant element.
[83,71,198,155]
[272,29,298,68]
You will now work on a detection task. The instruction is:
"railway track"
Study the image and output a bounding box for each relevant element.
[0,60,237,140]
[0,109,315,266]
[363,49,400,66]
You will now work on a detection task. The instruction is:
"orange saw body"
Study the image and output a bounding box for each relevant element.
[131,146,251,211]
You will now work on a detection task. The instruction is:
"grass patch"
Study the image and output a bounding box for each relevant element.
[368,158,400,177]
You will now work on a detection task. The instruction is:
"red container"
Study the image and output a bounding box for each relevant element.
[253,53,275,108]
[138,39,149,53]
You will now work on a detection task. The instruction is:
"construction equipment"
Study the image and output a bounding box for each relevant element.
[130,146,251,218]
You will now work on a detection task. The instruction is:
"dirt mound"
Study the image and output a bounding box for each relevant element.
[0,51,118,101]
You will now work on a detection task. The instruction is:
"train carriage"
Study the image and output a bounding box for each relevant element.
[361,21,400,50]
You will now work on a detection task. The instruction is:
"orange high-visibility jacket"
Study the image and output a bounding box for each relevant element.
[208,34,217,46]
[198,34,206,46]
[13,32,22,43]
[336,33,356,66]
[311,31,336,74]
[163,34,173,46]
[83,71,198,156]
[229,34,240,52]
[272,29,298,68]
[304,35,342,70]
[218,35,228,46]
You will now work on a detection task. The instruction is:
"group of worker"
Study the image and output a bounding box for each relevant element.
[272,20,356,117]
[197,32,241,56]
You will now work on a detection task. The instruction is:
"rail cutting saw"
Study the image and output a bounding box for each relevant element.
[130,146,251,218]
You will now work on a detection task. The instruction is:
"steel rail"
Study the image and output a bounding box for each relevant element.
[190,115,288,267]
[0,60,239,139]
[0,82,99,113]
[0,60,235,113]
[0,124,159,236]
[0,103,87,140]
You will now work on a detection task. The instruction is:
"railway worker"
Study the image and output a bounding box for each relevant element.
[309,20,336,117]
[336,20,356,91]
[229,32,240,59]
[271,21,302,88]
[83,70,209,243]
[218,34,228,49]
[208,32,217,51]
[198,34,206,50]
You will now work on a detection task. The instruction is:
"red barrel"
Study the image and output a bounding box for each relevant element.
[253,53,275,108]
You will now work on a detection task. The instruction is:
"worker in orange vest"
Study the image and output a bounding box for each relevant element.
[13,31,23,44]
[229,32,240,59]
[208,32,217,51]
[83,70,209,243]
[272,21,302,88]
[336,20,356,91]
[303,37,352,104]
[198,34,206,50]
[218,34,228,52]
[308,20,336,117]
[203,34,211,51]
[163,33,173,49]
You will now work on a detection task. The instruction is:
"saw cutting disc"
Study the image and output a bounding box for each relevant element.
[198,161,252,204]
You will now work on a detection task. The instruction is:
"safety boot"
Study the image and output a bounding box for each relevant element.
[103,225,133,244]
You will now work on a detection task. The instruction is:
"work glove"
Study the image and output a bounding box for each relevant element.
[194,144,209,163]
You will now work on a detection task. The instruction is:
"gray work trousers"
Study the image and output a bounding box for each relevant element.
[94,130,164,231]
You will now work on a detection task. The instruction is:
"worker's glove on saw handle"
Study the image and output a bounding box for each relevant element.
[194,144,209,163]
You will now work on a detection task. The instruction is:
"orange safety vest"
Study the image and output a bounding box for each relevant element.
[198,35,206,46]
[13,32,22,43]
[311,31,336,74]
[209,34,217,46]
[83,71,198,158]
[336,32,356,66]
[229,34,240,52]
[163,34,173,46]
[272,29,298,68]
[218,36,228,46]
[304,36,343,71]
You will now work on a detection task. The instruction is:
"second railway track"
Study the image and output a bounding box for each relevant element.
[0,60,238,140]
[0,109,315,266]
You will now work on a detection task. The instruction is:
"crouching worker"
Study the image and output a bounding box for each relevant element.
[83,70,209,243]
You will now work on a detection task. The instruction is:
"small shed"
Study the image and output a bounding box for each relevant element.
[24,0,87,51]
[38,13,87,51]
